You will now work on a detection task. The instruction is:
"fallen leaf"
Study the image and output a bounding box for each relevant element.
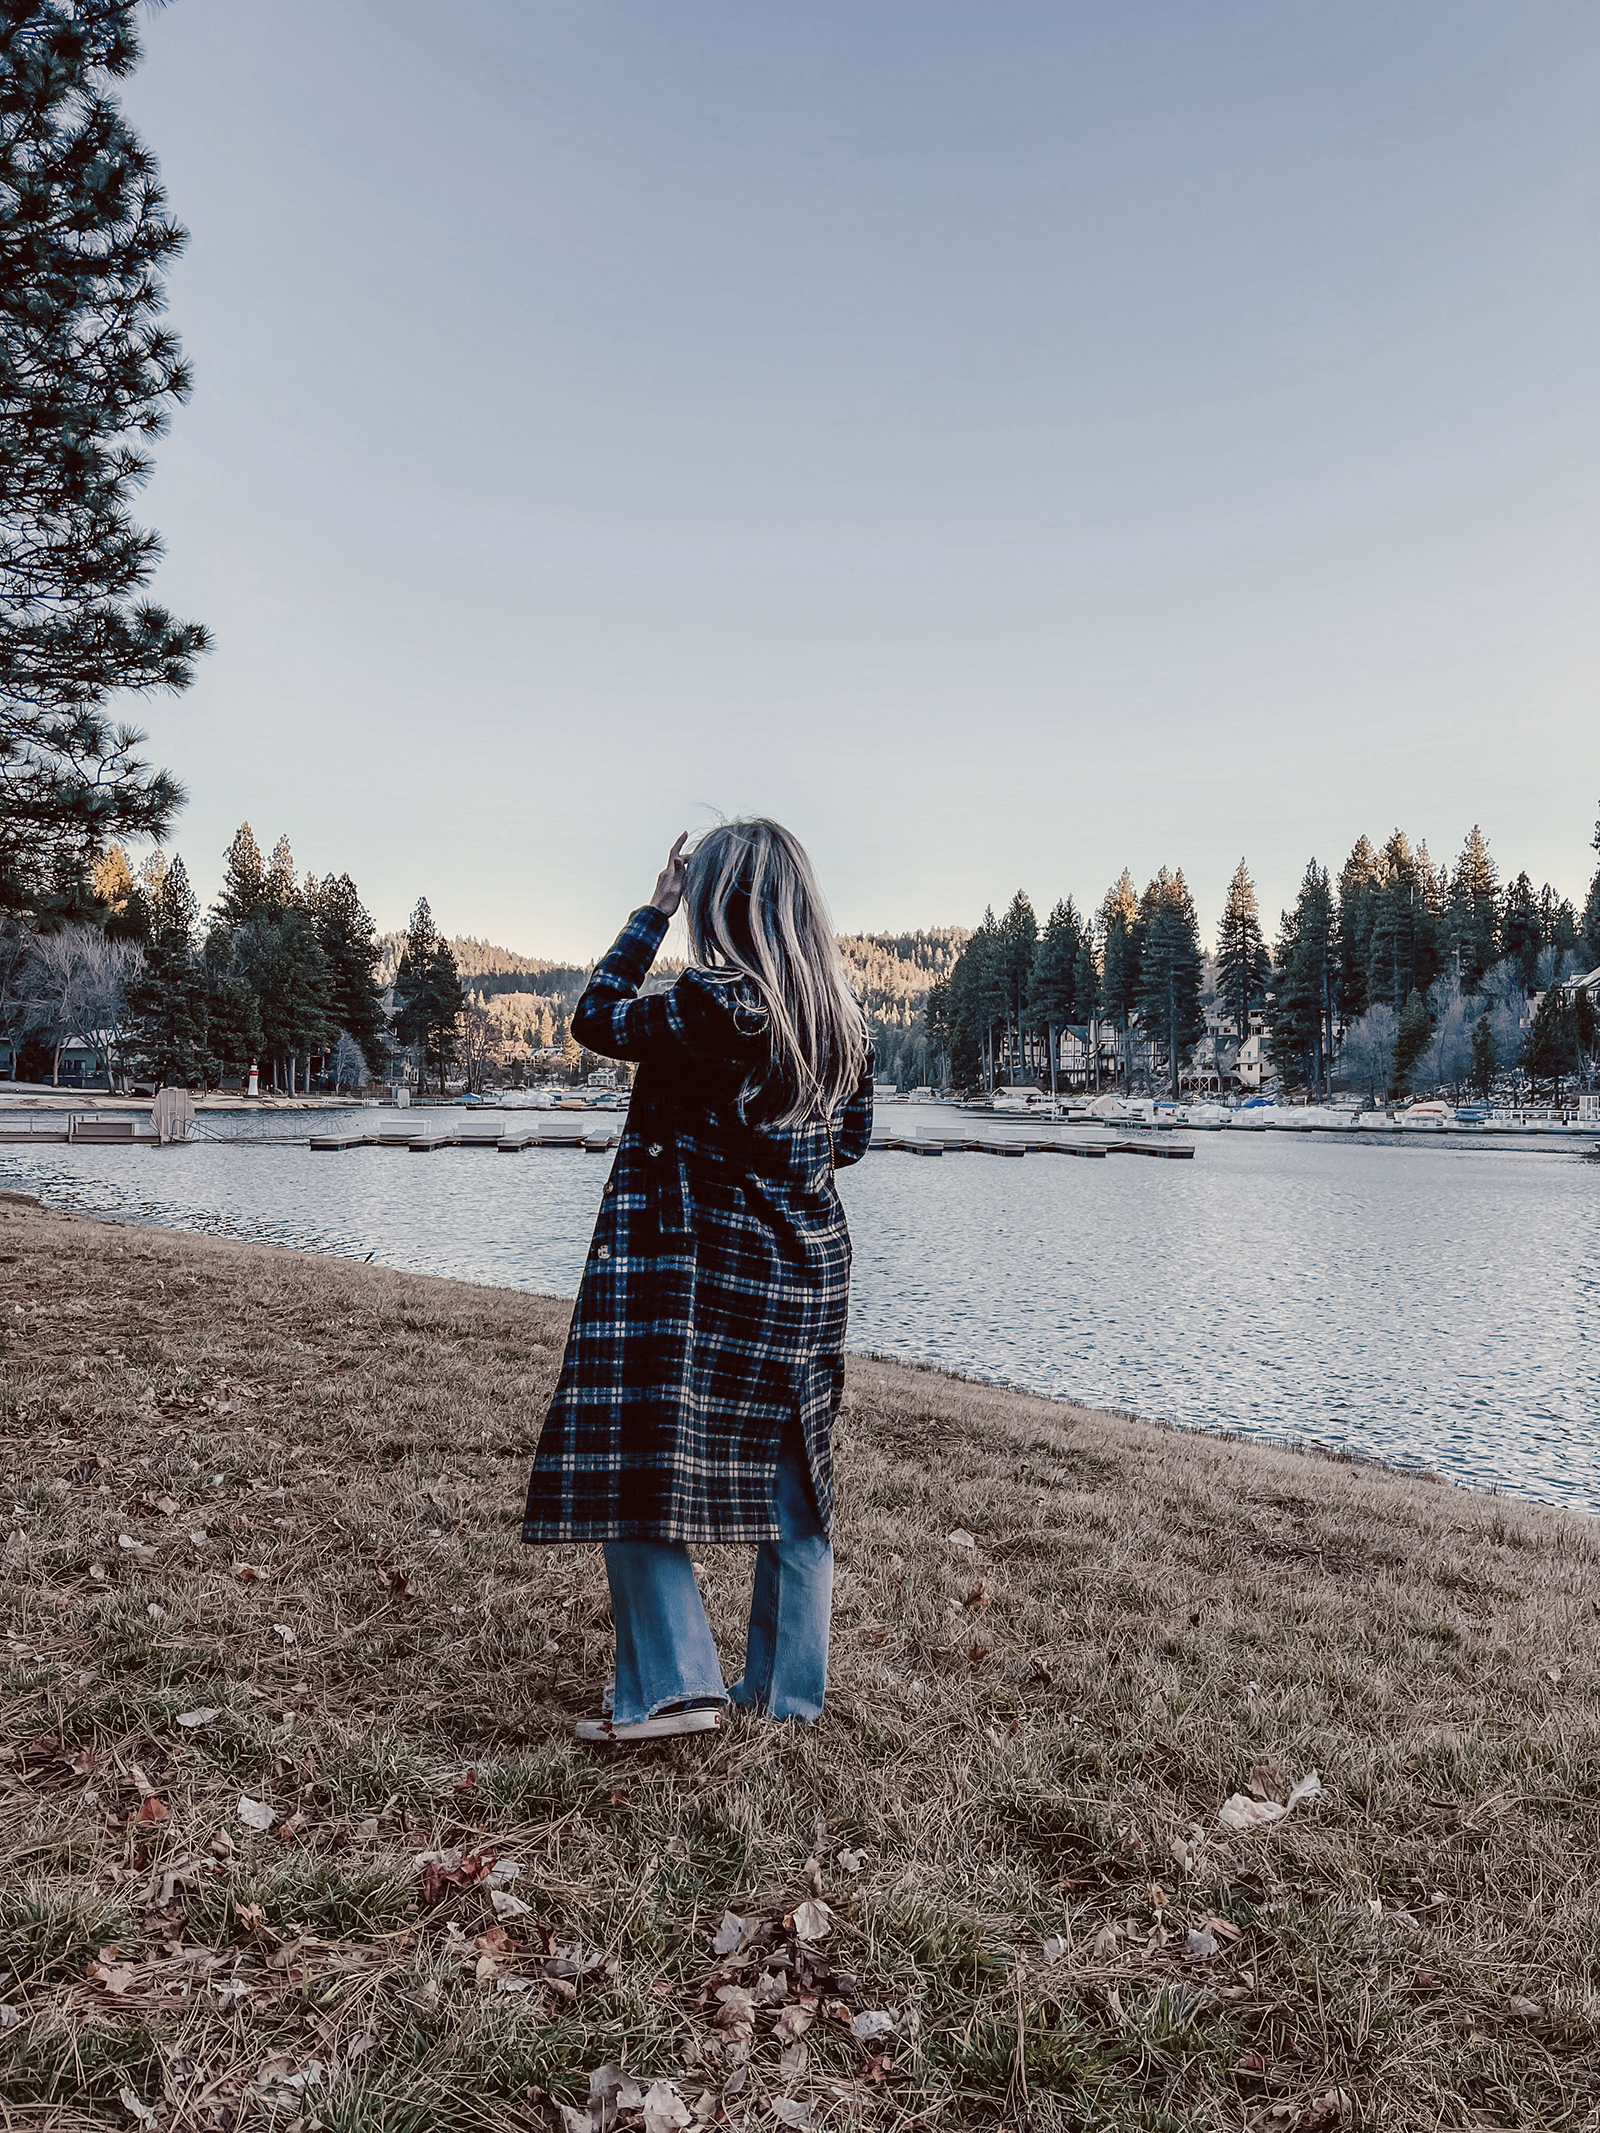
[92,1959,139,1995]
[135,1795,166,1823]
[0,2003,20,2030]
[714,1984,757,2032]
[711,1910,757,1956]
[836,1847,866,1874]
[1247,1762,1287,1803]
[1186,1924,1218,1958]
[232,1561,270,1581]
[586,2063,625,2112]
[1041,1935,1068,1962]
[1507,1995,1544,2019]
[946,1528,977,1551]
[789,1899,833,1943]
[850,2008,898,2041]
[490,1888,533,1920]
[777,2041,807,2077]
[118,2090,158,2128]
[176,1708,221,1730]
[152,1494,180,1517]
[640,2080,692,2133]
[773,2003,815,2046]
[237,1795,276,1832]
[271,1623,296,1644]
[754,1968,789,2006]
[772,2102,817,2129]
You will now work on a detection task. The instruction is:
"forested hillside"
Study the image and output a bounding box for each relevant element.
[375,927,968,1073]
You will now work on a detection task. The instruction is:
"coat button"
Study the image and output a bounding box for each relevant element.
[647,1142,663,1157]
[597,1245,611,1259]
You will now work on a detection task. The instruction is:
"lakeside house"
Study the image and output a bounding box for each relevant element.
[0,1036,104,1086]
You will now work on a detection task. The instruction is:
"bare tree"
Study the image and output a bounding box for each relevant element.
[457,999,504,1093]
[1335,1004,1398,1103]
[24,928,142,1086]
[69,934,144,1087]
[328,1031,367,1092]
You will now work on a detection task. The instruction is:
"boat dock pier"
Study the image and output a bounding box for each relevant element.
[309,1115,623,1155]
[870,1122,1193,1161]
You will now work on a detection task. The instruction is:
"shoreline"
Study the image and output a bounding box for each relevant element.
[3,1200,1596,2125]
[3,1181,1578,1520]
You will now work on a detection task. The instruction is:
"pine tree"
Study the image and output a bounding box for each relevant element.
[0,2,208,920]
[1500,872,1541,992]
[1536,884,1580,978]
[125,854,208,1085]
[213,824,269,930]
[310,872,387,1071]
[1026,898,1086,1094]
[923,973,951,1088]
[1336,835,1380,1019]
[1098,872,1139,1022]
[1447,825,1500,989]
[1390,987,1432,1100]
[1582,808,1600,969]
[1136,870,1204,1099]
[997,890,1038,1082]
[1268,862,1336,1093]
[1537,984,1593,1106]
[237,907,334,1091]
[263,833,298,916]
[1367,831,1440,1011]
[1215,860,1270,1055]
[200,924,262,1087]
[392,897,464,1093]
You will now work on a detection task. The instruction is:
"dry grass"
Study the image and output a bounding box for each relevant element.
[1,1196,1597,2133]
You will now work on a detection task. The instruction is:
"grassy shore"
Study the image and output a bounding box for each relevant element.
[1,1198,1596,2132]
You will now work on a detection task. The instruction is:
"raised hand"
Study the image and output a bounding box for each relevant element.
[650,832,690,916]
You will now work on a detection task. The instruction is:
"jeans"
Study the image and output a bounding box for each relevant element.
[601,1429,834,1724]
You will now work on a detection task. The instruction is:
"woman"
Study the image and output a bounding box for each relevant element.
[522,819,874,1743]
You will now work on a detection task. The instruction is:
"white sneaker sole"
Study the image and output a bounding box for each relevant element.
[575,1709,722,1744]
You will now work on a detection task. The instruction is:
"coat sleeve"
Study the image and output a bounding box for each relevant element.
[570,908,752,1066]
[831,1055,875,1167]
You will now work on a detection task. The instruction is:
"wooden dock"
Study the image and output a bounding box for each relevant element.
[307,1117,623,1155]
[868,1130,1187,1161]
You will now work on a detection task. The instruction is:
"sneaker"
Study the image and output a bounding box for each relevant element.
[575,1708,722,1745]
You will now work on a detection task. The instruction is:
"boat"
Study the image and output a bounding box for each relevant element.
[993,1085,1051,1113]
[1397,1102,1449,1130]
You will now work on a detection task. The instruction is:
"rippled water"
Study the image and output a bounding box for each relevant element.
[5,1105,1596,1513]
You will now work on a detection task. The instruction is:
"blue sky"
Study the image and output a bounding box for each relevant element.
[120,2,1599,956]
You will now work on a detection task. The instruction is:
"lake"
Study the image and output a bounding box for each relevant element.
[5,1104,1595,1515]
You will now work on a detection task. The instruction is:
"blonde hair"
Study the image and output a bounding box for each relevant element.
[684,819,868,1127]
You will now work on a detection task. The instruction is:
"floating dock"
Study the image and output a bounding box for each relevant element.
[309,1117,623,1155]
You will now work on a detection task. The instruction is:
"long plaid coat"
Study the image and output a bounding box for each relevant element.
[521,906,873,1546]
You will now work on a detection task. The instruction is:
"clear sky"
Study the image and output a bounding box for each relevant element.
[118,1,1599,958]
